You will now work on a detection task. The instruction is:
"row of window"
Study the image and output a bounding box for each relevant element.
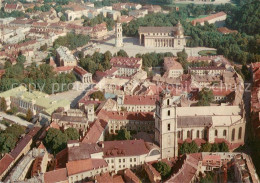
[107,158,137,164]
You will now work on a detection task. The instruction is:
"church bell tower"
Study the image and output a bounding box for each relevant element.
[115,16,123,47]
[155,90,178,159]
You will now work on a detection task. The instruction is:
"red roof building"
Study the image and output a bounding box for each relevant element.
[0,154,14,180]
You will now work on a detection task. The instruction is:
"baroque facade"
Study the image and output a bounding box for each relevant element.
[138,21,186,48]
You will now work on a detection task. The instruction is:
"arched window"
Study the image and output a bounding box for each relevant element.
[168,124,171,131]
[215,130,218,136]
[197,130,200,138]
[223,130,227,136]
[167,99,170,106]
[238,127,242,139]
[232,129,235,141]
[168,110,170,116]
[187,131,190,138]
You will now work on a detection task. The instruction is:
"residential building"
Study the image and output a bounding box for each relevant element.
[4,3,24,13]
[163,57,183,78]
[110,57,142,77]
[117,95,158,112]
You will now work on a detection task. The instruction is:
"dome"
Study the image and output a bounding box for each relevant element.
[175,21,184,36]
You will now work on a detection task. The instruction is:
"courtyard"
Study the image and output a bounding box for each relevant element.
[94,37,216,57]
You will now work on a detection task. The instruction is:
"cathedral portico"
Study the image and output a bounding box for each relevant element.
[138,21,187,48]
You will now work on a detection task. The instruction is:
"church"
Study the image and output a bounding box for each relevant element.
[138,21,187,48]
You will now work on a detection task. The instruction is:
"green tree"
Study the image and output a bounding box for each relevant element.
[180,141,199,154]
[200,142,212,152]
[44,128,68,154]
[0,133,17,153]
[211,143,220,152]
[5,124,25,138]
[60,15,66,22]
[153,161,171,179]
[16,55,26,64]
[116,129,131,140]
[64,128,79,140]
[179,142,189,154]
[200,172,215,183]
[90,91,105,101]
[219,142,229,152]
[0,98,7,112]
[26,109,33,122]
[189,141,199,153]
[117,49,128,57]
[198,88,214,106]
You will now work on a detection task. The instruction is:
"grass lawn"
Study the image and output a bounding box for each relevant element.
[198,50,217,56]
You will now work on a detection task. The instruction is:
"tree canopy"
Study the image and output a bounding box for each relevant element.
[197,88,214,106]
[115,129,131,140]
[53,32,90,50]
[64,128,79,140]
[90,91,105,101]
[0,62,76,94]
[153,161,171,180]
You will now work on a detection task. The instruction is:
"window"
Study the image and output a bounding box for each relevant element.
[215,130,218,136]
[238,127,242,139]
[111,159,114,163]
[130,158,132,162]
[232,129,235,141]
[167,99,170,105]
[123,159,125,162]
[134,158,136,162]
[223,130,227,136]
[197,130,200,138]
[107,160,109,163]
[119,159,121,163]
[178,131,181,138]
[187,131,190,138]
[168,124,170,131]
[168,110,170,116]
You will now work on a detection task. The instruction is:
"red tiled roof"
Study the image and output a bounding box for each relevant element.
[110,57,141,69]
[5,3,18,9]
[120,15,134,23]
[164,57,183,70]
[123,95,158,105]
[66,159,107,176]
[192,11,226,25]
[44,168,68,183]
[10,134,32,159]
[73,66,88,76]
[101,139,149,157]
[96,172,113,183]
[0,154,14,176]
[212,88,233,96]
[81,119,106,144]
[54,66,74,73]
[217,27,238,34]
[123,168,140,183]
[55,148,68,169]
[98,110,154,121]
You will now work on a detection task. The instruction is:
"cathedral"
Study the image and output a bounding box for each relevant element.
[138,21,187,48]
